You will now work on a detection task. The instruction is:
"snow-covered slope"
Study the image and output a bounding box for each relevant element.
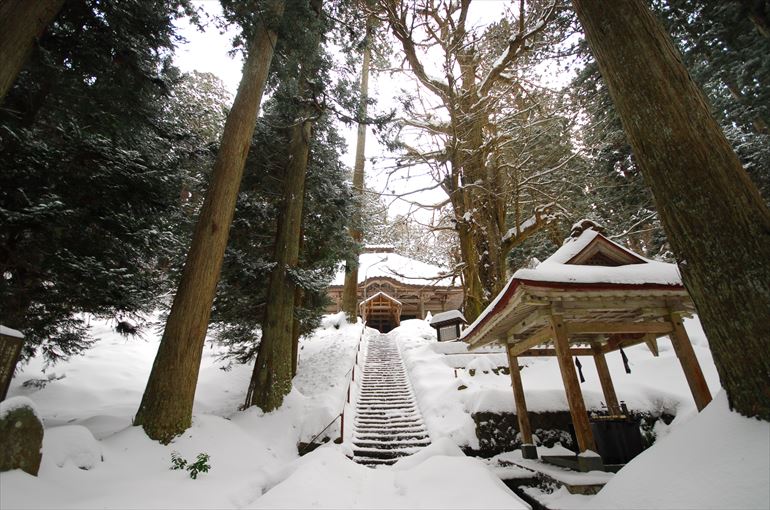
[0,313,363,509]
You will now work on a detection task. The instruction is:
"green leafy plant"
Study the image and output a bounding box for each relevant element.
[170,452,187,470]
[170,452,211,479]
[187,453,211,480]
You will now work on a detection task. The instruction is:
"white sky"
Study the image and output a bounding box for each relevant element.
[173,1,535,222]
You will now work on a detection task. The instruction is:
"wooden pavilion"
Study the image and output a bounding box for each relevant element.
[359,291,403,332]
[462,222,712,465]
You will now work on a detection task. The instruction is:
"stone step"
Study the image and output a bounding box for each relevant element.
[354,420,425,427]
[354,426,427,435]
[354,432,430,441]
[357,403,417,410]
[357,400,414,405]
[355,419,424,425]
[352,447,421,460]
[352,439,431,449]
[352,457,398,467]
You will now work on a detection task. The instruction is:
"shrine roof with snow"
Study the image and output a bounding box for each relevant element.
[330,251,457,288]
[462,224,692,349]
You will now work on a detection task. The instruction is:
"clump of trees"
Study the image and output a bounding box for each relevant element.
[2,0,768,445]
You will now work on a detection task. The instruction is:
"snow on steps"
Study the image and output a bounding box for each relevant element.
[352,333,431,467]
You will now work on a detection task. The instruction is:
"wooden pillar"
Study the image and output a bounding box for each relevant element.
[418,293,425,319]
[551,313,597,453]
[591,340,621,415]
[669,312,712,411]
[506,344,537,459]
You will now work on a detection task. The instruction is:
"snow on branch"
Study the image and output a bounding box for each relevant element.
[477,2,558,97]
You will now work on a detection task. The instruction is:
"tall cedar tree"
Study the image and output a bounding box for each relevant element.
[134,0,286,442]
[571,0,770,420]
[210,105,354,368]
[341,14,372,322]
[0,0,205,363]
[244,0,325,412]
[0,0,65,102]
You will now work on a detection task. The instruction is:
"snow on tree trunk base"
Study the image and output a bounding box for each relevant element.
[0,397,43,475]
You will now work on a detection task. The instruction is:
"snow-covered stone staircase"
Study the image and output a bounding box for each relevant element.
[352,333,431,466]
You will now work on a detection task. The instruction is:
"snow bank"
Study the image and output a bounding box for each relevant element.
[581,391,770,510]
[248,444,529,509]
[0,313,364,509]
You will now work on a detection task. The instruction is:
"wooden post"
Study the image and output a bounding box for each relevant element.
[506,344,537,459]
[551,313,597,453]
[669,312,712,411]
[418,293,425,319]
[591,340,621,415]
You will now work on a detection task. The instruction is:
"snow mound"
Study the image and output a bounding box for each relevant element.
[319,311,348,329]
[584,391,769,510]
[251,445,529,509]
[466,355,497,374]
[391,437,464,470]
[43,425,103,470]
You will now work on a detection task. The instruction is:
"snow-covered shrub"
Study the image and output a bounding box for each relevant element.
[43,425,102,470]
[319,312,347,330]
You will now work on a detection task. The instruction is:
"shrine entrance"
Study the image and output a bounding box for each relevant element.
[359,291,402,333]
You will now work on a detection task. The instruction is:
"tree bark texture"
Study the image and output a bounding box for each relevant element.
[245,116,313,412]
[341,17,372,322]
[134,0,285,443]
[572,0,770,420]
[0,0,64,104]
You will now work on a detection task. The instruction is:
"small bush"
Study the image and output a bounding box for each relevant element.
[170,452,211,479]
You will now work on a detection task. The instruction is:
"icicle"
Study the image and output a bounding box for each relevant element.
[575,356,585,383]
[620,347,631,374]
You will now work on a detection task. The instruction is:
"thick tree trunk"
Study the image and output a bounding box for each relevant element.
[0,0,64,104]
[341,18,372,322]
[245,115,313,412]
[134,0,285,443]
[572,0,770,420]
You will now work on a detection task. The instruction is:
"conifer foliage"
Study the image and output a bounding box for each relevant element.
[0,0,207,363]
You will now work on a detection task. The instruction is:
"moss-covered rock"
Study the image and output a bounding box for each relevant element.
[0,397,44,475]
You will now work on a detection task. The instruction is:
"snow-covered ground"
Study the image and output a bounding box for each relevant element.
[1,313,365,509]
[0,314,529,509]
[2,313,768,509]
[393,318,769,509]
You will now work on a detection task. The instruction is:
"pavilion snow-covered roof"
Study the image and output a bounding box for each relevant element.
[462,226,691,348]
[513,228,682,286]
[331,251,457,287]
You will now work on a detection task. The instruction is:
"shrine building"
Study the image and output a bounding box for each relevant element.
[326,246,464,332]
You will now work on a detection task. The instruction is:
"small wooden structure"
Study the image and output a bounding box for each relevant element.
[429,310,467,341]
[360,292,402,333]
[0,326,25,401]
[462,223,712,465]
